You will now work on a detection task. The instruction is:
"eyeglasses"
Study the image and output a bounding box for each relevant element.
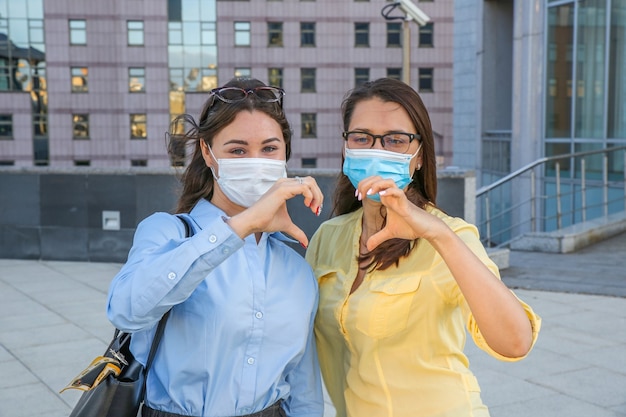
[343,131,420,154]
[209,86,285,107]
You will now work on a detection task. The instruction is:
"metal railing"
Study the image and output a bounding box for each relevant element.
[476,145,626,248]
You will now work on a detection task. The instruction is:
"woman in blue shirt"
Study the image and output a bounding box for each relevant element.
[107,77,325,417]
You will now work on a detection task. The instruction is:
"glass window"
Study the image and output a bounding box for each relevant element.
[168,0,182,22]
[355,68,369,87]
[0,114,12,139]
[71,67,88,93]
[545,5,574,138]
[387,22,401,47]
[574,0,606,139]
[268,22,283,47]
[201,22,216,45]
[268,68,284,88]
[608,1,626,138]
[69,19,86,45]
[301,113,317,138]
[387,67,402,80]
[419,22,434,47]
[301,22,315,47]
[235,67,251,78]
[234,21,251,46]
[74,160,90,166]
[301,158,317,168]
[130,114,147,139]
[33,137,48,165]
[72,114,89,139]
[355,23,369,47]
[169,22,183,44]
[129,67,145,93]
[131,159,148,167]
[301,68,316,92]
[127,20,144,46]
[418,67,433,92]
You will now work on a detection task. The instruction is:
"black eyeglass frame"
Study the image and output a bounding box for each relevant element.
[342,130,421,153]
[209,86,285,107]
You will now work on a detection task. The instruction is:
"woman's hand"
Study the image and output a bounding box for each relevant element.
[356,176,443,250]
[227,176,323,247]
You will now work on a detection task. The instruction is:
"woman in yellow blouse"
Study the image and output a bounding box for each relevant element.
[306,78,541,417]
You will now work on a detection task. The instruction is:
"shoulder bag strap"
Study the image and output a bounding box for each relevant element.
[142,215,194,395]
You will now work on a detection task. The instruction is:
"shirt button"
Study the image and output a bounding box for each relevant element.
[167,272,176,280]
[255,312,263,319]
[247,357,255,365]
[222,248,230,254]
[209,234,217,243]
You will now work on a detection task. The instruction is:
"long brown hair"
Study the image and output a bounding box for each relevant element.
[333,78,438,270]
[169,77,292,213]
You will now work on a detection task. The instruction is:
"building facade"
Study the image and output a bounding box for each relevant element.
[0,0,454,169]
[454,0,626,238]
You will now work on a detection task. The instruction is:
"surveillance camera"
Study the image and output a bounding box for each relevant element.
[397,0,431,26]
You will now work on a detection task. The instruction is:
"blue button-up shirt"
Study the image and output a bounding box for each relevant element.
[106,199,323,417]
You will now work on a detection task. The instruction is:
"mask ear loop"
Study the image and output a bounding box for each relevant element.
[201,139,220,179]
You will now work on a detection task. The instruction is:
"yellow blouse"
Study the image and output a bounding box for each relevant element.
[306,207,541,417]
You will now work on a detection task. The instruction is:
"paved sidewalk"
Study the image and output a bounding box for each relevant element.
[1,233,625,417]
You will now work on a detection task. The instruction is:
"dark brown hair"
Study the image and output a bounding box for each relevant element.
[333,78,438,270]
[169,77,292,213]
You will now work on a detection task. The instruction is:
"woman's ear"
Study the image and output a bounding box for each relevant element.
[414,149,423,171]
[200,140,214,168]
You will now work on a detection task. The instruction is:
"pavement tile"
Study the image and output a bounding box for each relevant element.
[1,232,625,417]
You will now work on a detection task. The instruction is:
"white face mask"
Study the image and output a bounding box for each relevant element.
[209,147,287,208]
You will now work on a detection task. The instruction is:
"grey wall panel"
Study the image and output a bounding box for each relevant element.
[0,174,41,226]
[40,226,89,261]
[40,175,88,227]
[0,225,40,259]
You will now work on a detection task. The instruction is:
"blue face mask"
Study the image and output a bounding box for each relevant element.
[343,145,421,202]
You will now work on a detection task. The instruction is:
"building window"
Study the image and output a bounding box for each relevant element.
[234,21,251,46]
[268,22,283,47]
[0,161,15,166]
[419,22,434,47]
[387,22,401,47]
[130,114,147,139]
[301,158,317,168]
[127,20,144,46]
[355,68,369,87]
[301,22,316,47]
[301,113,317,138]
[201,22,216,45]
[72,114,89,139]
[268,68,284,88]
[387,67,402,80]
[301,68,316,93]
[0,115,12,139]
[418,68,434,92]
[129,67,145,92]
[235,68,251,78]
[131,159,148,167]
[71,67,88,93]
[355,23,369,47]
[74,160,90,166]
[69,19,86,45]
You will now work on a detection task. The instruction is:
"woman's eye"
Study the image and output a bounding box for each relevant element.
[263,146,279,153]
[229,148,246,155]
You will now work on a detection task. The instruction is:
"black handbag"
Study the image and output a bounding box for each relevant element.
[62,215,192,417]
[65,312,170,417]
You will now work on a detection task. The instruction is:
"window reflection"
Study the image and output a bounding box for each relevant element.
[545,5,574,138]
[72,114,89,139]
[130,114,147,139]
